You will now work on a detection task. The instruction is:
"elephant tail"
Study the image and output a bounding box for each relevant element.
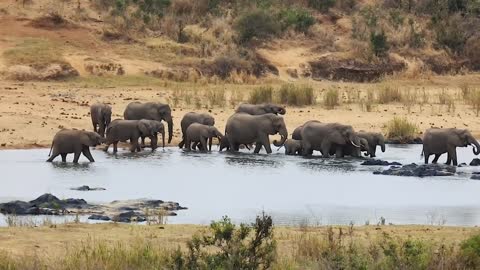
[48,141,53,157]
[420,148,424,157]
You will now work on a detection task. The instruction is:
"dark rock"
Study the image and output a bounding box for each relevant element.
[112,211,147,223]
[29,193,61,206]
[361,159,402,166]
[70,185,106,191]
[385,137,423,144]
[470,158,480,166]
[374,163,456,177]
[458,163,467,167]
[0,200,32,215]
[88,214,111,221]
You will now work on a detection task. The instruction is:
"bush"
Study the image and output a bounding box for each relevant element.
[370,30,389,57]
[279,8,315,33]
[169,213,276,270]
[460,234,480,269]
[385,117,418,141]
[378,86,402,104]
[278,84,315,106]
[249,86,273,104]
[469,89,480,116]
[323,88,339,109]
[434,14,467,54]
[235,9,280,44]
[308,0,336,12]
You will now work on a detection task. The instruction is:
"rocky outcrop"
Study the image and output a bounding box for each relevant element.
[373,164,456,177]
[470,159,480,166]
[0,193,89,215]
[361,160,402,166]
[70,185,106,191]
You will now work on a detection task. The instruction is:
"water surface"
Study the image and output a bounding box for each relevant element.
[1,145,480,226]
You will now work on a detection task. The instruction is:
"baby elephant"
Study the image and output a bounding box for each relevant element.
[283,139,302,155]
[47,129,105,163]
[185,123,224,152]
[104,119,165,153]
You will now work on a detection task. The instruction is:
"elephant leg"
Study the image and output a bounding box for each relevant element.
[98,123,105,137]
[424,153,430,164]
[445,153,452,165]
[47,150,60,162]
[113,142,118,153]
[129,138,138,153]
[178,137,185,149]
[302,142,312,156]
[261,136,272,154]
[253,142,262,154]
[61,153,67,162]
[141,136,146,147]
[321,141,332,158]
[208,137,212,152]
[447,147,458,166]
[92,122,97,133]
[82,147,95,162]
[432,154,441,164]
[200,137,208,152]
[150,135,158,150]
[185,139,192,151]
[73,151,81,163]
[335,147,344,158]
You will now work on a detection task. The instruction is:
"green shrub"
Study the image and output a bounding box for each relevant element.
[249,86,273,104]
[308,0,336,12]
[235,9,280,44]
[323,88,339,109]
[279,8,315,33]
[278,84,315,106]
[385,117,418,141]
[370,30,389,57]
[460,234,480,269]
[434,14,467,54]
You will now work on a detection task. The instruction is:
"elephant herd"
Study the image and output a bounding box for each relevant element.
[47,101,480,166]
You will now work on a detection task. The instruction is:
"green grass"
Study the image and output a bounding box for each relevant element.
[3,38,66,67]
[385,117,419,141]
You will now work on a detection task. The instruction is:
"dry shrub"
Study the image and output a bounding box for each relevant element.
[469,89,480,116]
[377,85,402,104]
[278,84,315,106]
[205,88,226,107]
[323,88,339,109]
[385,117,418,141]
[465,36,480,71]
[249,86,273,104]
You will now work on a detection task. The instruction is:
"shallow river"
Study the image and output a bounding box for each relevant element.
[1,145,480,226]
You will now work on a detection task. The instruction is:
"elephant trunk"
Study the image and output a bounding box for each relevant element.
[471,139,480,155]
[273,128,288,147]
[166,117,173,144]
[48,141,53,156]
[161,129,165,148]
[380,142,386,152]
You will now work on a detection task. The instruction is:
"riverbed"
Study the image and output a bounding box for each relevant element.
[1,145,480,226]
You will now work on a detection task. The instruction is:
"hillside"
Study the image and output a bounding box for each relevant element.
[0,0,479,82]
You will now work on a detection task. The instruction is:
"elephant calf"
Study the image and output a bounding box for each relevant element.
[178,112,215,150]
[329,138,370,158]
[104,119,165,153]
[283,139,302,155]
[90,103,112,138]
[357,131,386,158]
[47,129,105,163]
[185,123,224,152]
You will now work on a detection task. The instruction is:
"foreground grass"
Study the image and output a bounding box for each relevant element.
[0,221,479,270]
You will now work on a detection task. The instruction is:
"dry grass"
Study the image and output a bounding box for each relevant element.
[248,86,273,104]
[385,117,419,141]
[278,84,315,106]
[377,85,402,104]
[323,87,339,109]
[3,38,66,67]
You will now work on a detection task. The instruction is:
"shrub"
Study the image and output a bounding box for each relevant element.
[370,30,389,57]
[434,14,467,54]
[169,213,276,270]
[465,36,480,70]
[377,86,402,104]
[323,88,339,109]
[308,0,336,12]
[278,84,315,106]
[385,117,418,141]
[249,86,273,104]
[235,9,280,44]
[460,234,480,269]
[469,89,480,116]
[279,8,315,33]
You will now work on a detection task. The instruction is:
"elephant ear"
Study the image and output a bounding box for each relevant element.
[138,120,154,136]
[81,132,97,146]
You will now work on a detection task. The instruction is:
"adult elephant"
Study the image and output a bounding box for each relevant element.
[225,113,288,154]
[178,112,215,150]
[123,102,173,144]
[422,128,480,166]
[357,131,386,158]
[292,120,321,140]
[301,122,361,157]
[47,129,105,163]
[90,103,112,137]
[235,103,286,115]
[104,119,165,153]
[329,138,371,158]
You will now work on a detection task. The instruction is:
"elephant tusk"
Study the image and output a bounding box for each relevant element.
[351,140,360,148]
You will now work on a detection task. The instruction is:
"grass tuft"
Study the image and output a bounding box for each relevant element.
[248,86,273,104]
[323,87,339,109]
[378,85,402,104]
[278,84,315,106]
[385,117,418,141]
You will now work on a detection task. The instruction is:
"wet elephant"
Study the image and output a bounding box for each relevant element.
[90,103,112,137]
[123,102,173,144]
[225,113,288,154]
[235,103,286,115]
[357,131,385,157]
[47,129,105,163]
[184,123,224,152]
[329,137,370,158]
[178,112,215,150]
[422,128,480,166]
[283,139,302,155]
[104,119,165,153]
[292,120,321,140]
[301,122,361,157]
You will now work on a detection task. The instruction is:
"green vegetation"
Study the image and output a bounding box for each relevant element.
[279,8,315,33]
[249,86,274,104]
[235,9,280,44]
[278,84,315,106]
[385,117,419,141]
[3,38,65,67]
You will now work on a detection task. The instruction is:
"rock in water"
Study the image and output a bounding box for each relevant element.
[470,159,480,166]
[373,164,456,177]
[361,160,402,166]
[70,185,106,191]
[88,214,111,221]
[112,211,147,223]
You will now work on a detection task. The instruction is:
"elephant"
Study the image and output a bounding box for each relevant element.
[292,120,321,140]
[225,113,288,154]
[178,112,215,150]
[104,119,165,153]
[47,129,105,163]
[357,131,386,157]
[90,103,112,137]
[329,137,371,158]
[301,122,361,157]
[184,123,224,152]
[123,102,173,144]
[235,103,286,115]
[219,137,252,152]
[283,139,302,155]
[422,128,480,166]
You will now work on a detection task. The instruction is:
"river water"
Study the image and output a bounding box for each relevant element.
[1,145,480,226]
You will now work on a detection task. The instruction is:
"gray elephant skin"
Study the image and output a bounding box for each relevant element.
[184,123,224,152]
[90,103,112,137]
[329,137,370,157]
[292,120,321,140]
[284,139,302,155]
[235,103,286,115]
[422,128,480,166]
[301,122,361,157]
[219,137,252,152]
[178,112,215,150]
[104,119,165,153]
[225,113,288,154]
[123,102,173,144]
[357,131,385,157]
[47,129,105,163]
